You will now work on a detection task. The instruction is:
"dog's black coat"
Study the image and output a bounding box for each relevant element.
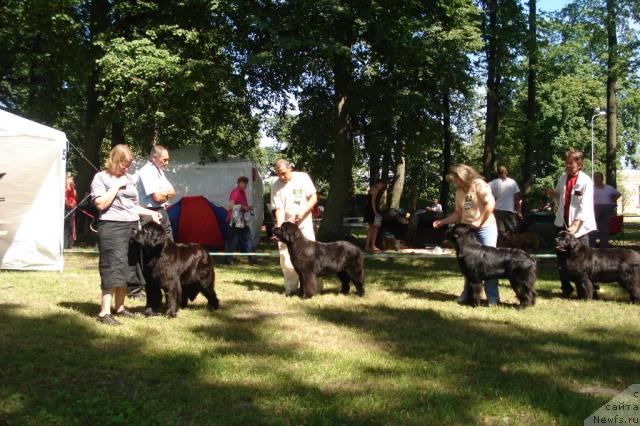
[273,222,364,298]
[446,224,537,308]
[555,230,640,302]
[132,221,219,317]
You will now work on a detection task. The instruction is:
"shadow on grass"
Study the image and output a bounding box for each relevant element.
[233,279,282,294]
[0,303,328,424]
[304,304,637,424]
[385,288,458,302]
[1,293,637,425]
[58,301,97,317]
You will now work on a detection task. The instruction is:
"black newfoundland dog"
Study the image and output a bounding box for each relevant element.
[132,221,219,317]
[555,230,640,302]
[273,222,364,298]
[446,224,537,308]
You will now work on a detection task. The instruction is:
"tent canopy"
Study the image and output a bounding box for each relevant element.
[139,145,264,247]
[167,195,229,250]
[0,109,67,271]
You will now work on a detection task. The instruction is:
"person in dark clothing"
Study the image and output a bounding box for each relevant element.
[364,179,387,253]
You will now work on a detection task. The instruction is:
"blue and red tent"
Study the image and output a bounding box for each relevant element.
[167,195,230,250]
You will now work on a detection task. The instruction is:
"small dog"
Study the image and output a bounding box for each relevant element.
[273,222,364,298]
[555,230,640,302]
[498,230,540,251]
[132,221,219,317]
[446,224,537,308]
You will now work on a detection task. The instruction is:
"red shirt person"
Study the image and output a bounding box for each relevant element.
[225,176,257,264]
[64,173,77,248]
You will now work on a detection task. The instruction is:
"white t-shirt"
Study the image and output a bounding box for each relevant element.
[137,161,173,208]
[489,177,520,213]
[271,171,316,230]
[593,185,620,205]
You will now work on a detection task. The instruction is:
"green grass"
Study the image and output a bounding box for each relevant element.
[1,238,639,425]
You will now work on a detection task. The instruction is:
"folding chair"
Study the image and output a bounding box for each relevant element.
[609,215,624,246]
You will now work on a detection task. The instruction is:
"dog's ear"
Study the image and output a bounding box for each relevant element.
[144,222,166,247]
[445,227,459,241]
[281,222,300,241]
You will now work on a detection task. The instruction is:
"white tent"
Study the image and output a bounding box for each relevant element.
[0,110,67,271]
[136,145,264,247]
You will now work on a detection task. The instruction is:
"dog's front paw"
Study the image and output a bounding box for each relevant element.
[165,310,178,318]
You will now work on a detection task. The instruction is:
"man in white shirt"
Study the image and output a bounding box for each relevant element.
[137,145,176,239]
[489,165,522,233]
[271,159,319,295]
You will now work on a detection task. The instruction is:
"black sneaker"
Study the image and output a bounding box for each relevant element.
[128,291,146,299]
[97,314,121,326]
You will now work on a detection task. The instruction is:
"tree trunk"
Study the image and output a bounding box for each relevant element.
[380,146,392,208]
[318,51,353,241]
[440,87,453,211]
[482,0,499,178]
[364,125,381,185]
[407,173,418,212]
[111,116,126,147]
[388,139,405,209]
[522,0,537,212]
[605,0,617,187]
[76,0,109,208]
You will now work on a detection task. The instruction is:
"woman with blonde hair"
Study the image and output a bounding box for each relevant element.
[90,144,162,325]
[433,164,500,306]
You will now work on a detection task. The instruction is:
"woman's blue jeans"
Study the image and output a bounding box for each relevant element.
[458,223,500,305]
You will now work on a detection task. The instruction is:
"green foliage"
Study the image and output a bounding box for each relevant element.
[1,0,639,215]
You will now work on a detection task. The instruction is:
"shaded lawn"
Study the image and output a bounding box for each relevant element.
[0,250,639,425]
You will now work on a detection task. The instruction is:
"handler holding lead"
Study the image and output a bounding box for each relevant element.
[91,144,162,325]
[271,159,319,296]
[137,144,176,238]
[433,164,500,306]
[546,149,596,298]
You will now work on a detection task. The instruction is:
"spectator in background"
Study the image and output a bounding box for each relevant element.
[546,149,596,298]
[225,176,257,265]
[64,172,77,249]
[91,144,162,325]
[364,179,387,253]
[590,171,621,248]
[489,165,521,233]
[426,198,443,213]
[271,159,319,295]
[433,164,500,306]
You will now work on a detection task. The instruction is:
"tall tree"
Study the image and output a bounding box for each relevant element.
[77,0,109,205]
[482,0,499,177]
[522,0,537,209]
[321,22,356,240]
[605,0,618,186]
[440,88,454,208]
[479,0,524,178]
